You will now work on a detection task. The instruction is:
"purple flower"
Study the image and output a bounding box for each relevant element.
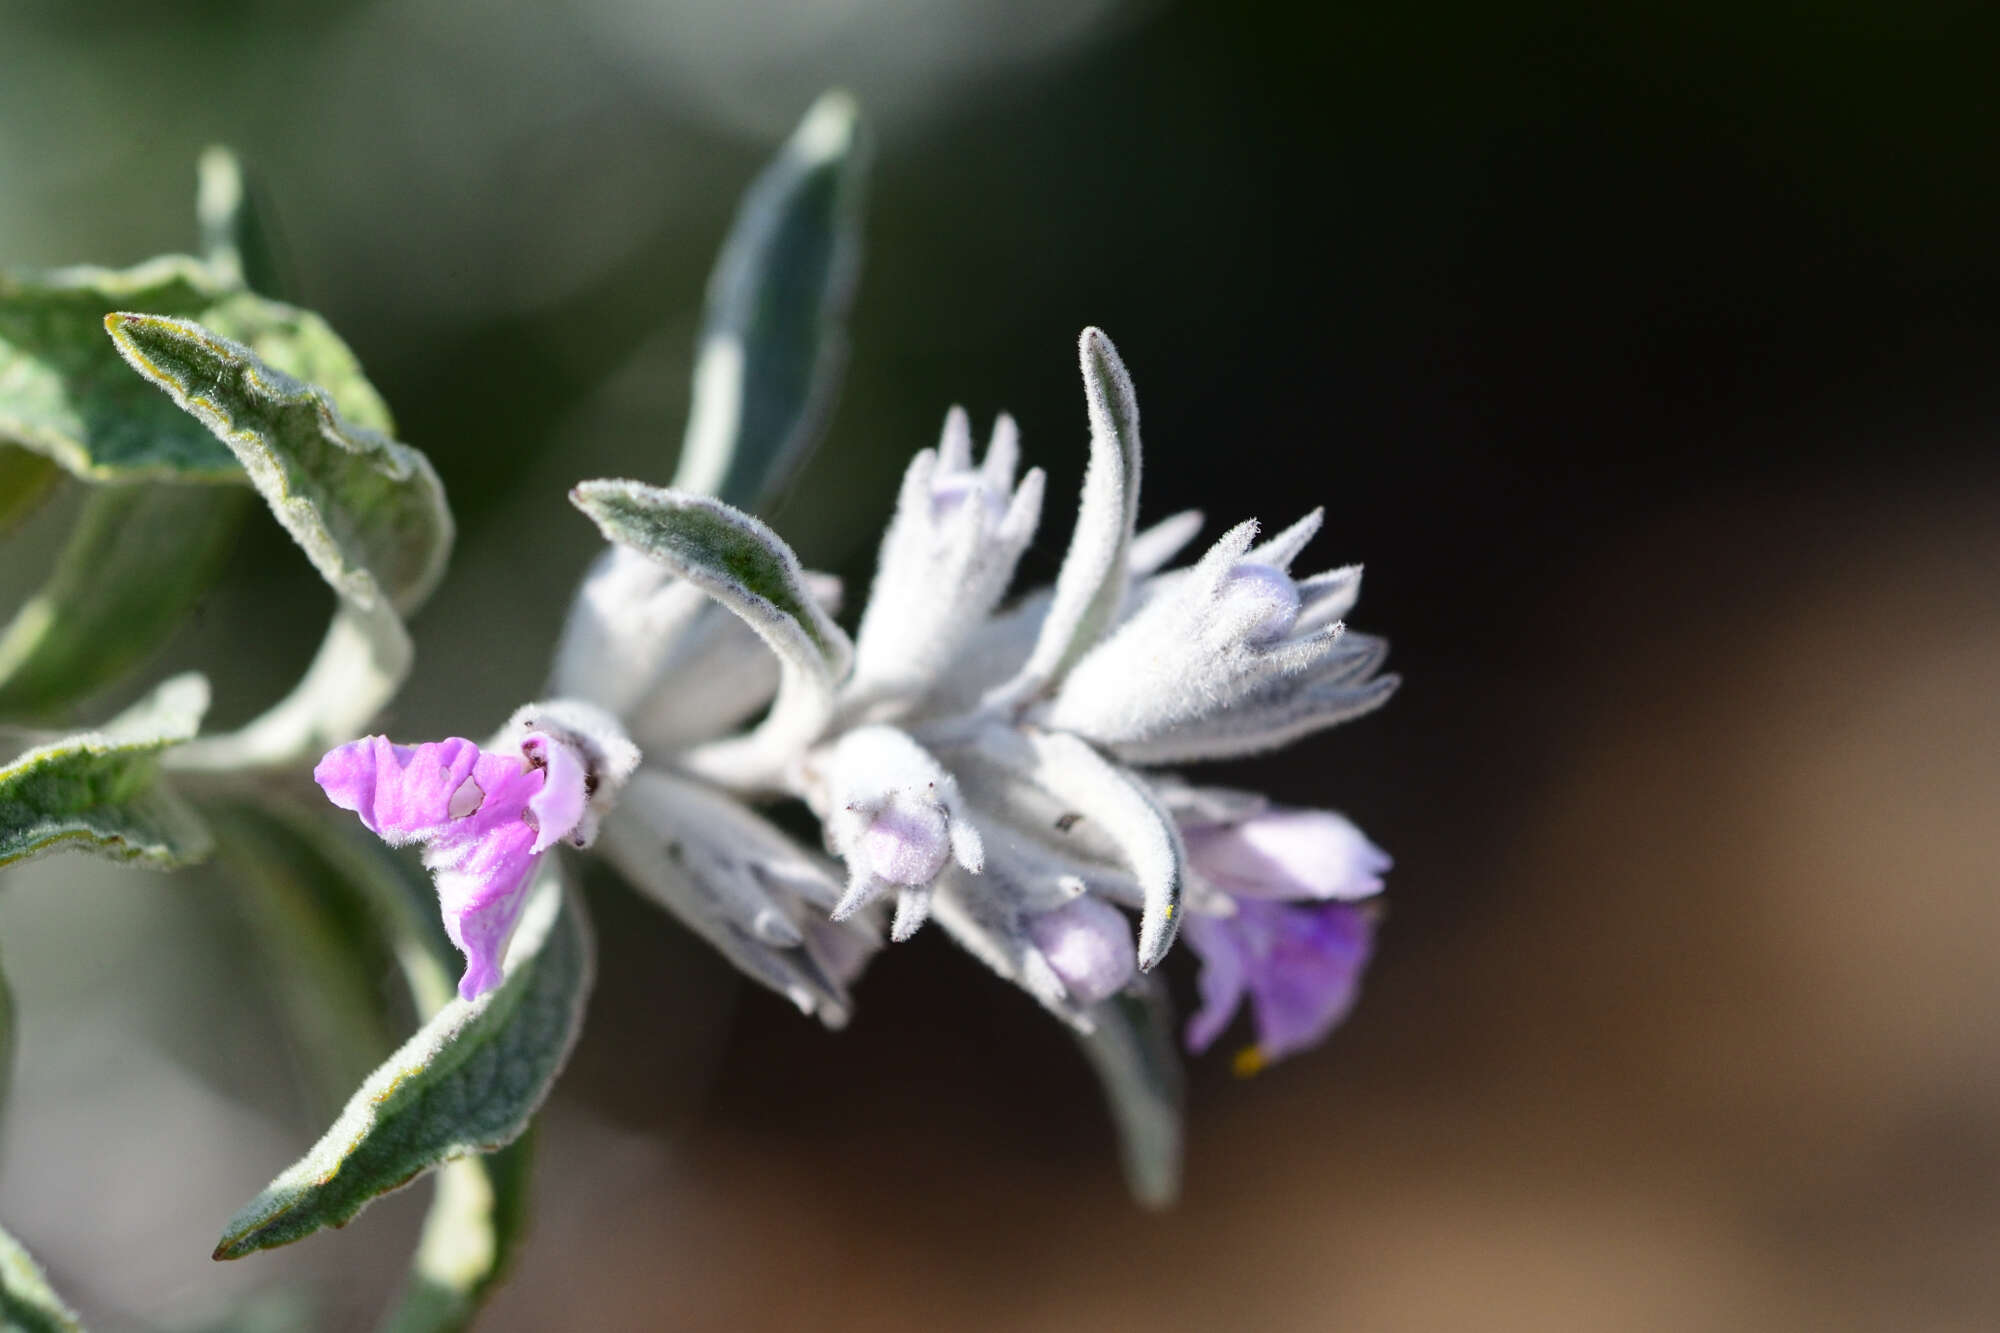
[1027,896,1136,1006]
[1174,797,1387,1066]
[1182,805,1389,902]
[1181,899,1375,1068]
[315,731,591,999]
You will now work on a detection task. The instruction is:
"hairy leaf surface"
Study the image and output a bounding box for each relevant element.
[0,673,210,868]
[672,92,868,513]
[214,860,587,1260]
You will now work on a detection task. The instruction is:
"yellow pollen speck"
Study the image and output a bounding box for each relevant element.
[1231,1045,1268,1078]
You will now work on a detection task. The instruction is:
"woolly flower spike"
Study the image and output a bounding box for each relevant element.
[564,326,1395,1074]
[315,700,636,999]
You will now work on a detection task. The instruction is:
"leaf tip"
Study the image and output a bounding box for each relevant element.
[794,89,862,164]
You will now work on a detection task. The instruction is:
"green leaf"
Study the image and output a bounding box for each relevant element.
[570,480,847,670]
[103,313,452,770]
[1075,980,1184,1209]
[672,91,868,513]
[0,1225,84,1333]
[204,797,534,1327]
[105,314,447,616]
[0,257,393,483]
[571,480,850,786]
[214,860,588,1261]
[198,147,297,301]
[0,482,249,720]
[0,673,211,869]
[0,447,62,537]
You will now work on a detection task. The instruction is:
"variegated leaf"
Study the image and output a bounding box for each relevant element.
[214,859,587,1261]
[673,91,868,513]
[205,798,533,1327]
[103,315,450,769]
[0,258,392,482]
[0,673,210,869]
[0,1226,83,1333]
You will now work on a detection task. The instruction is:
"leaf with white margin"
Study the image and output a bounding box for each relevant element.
[672,91,868,514]
[103,314,450,769]
[1074,978,1184,1208]
[0,481,249,719]
[0,672,211,869]
[213,858,589,1260]
[971,726,1185,971]
[0,1225,83,1333]
[197,146,296,300]
[106,313,446,614]
[0,257,394,482]
[204,796,534,1327]
[987,327,1143,708]
[571,481,851,790]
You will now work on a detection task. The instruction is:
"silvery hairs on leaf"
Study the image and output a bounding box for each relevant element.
[984,327,1142,709]
[570,482,851,793]
[105,313,452,769]
[0,1223,83,1333]
[0,672,212,870]
[673,91,868,514]
[0,150,384,725]
[0,257,395,483]
[204,796,534,1326]
[215,860,591,1260]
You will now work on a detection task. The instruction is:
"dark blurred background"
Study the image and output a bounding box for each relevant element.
[3,0,1998,1328]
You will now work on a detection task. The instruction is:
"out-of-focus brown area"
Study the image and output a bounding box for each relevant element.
[482,474,2000,1332]
[2,0,1998,1329]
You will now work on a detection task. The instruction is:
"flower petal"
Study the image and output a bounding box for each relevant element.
[315,717,627,1000]
[1028,896,1135,1005]
[1182,900,1375,1063]
[1184,807,1389,902]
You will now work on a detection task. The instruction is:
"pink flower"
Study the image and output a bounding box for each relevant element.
[315,732,591,999]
